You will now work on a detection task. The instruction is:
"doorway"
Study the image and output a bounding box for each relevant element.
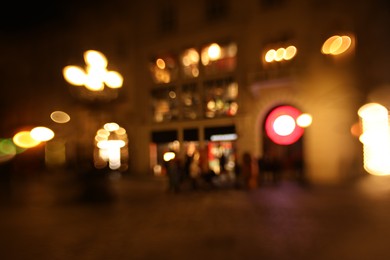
[260,105,305,185]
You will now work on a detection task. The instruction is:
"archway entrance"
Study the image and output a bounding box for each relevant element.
[259,105,306,185]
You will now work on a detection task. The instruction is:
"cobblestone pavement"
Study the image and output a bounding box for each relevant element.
[1,171,390,260]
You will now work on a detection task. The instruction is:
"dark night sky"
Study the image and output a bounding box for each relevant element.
[0,1,108,35]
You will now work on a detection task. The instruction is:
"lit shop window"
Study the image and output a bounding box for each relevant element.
[182,83,201,120]
[201,42,237,75]
[204,78,239,118]
[149,54,178,84]
[94,123,129,171]
[151,87,180,122]
[180,48,200,78]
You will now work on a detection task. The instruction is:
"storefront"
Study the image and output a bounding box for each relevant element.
[149,125,237,177]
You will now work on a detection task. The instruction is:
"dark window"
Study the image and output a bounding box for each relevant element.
[151,130,178,143]
[159,4,177,33]
[204,125,236,140]
[205,0,229,21]
[183,128,199,141]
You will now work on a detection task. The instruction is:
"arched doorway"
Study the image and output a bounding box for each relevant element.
[259,105,306,185]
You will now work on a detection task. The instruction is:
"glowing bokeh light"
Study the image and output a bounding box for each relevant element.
[104,71,123,88]
[264,45,297,62]
[13,131,41,149]
[104,122,120,132]
[156,58,166,69]
[163,152,176,162]
[84,50,108,68]
[322,35,353,55]
[0,139,17,163]
[63,66,86,86]
[284,46,297,60]
[208,43,221,61]
[50,111,70,124]
[63,50,123,92]
[265,49,276,63]
[297,113,313,128]
[274,48,286,62]
[358,103,390,176]
[30,127,55,142]
[94,123,128,171]
[273,115,296,136]
[265,106,304,145]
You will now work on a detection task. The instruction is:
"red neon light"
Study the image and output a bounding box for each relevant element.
[265,106,304,145]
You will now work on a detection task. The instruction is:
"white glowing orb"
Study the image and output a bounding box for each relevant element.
[273,115,296,136]
[104,71,123,88]
[297,113,313,128]
[163,152,175,162]
[208,43,221,61]
[84,50,108,68]
[358,103,390,176]
[104,122,120,132]
[63,66,86,86]
[30,127,55,142]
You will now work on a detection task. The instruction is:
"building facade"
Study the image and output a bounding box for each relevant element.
[2,0,389,185]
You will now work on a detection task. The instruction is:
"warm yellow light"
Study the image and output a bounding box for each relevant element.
[84,73,105,91]
[63,66,86,86]
[284,46,297,60]
[64,50,123,92]
[97,140,126,149]
[169,91,176,99]
[264,46,297,63]
[156,58,166,69]
[104,71,123,88]
[30,127,55,142]
[273,115,296,136]
[265,49,276,63]
[358,103,390,176]
[182,48,200,67]
[274,48,286,62]
[104,122,120,132]
[208,43,221,61]
[322,35,352,55]
[333,36,352,55]
[84,50,108,68]
[163,152,175,162]
[50,111,70,124]
[296,113,312,127]
[13,131,41,148]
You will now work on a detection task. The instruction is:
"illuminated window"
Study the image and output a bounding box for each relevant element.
[180,48,200,78]
[150,42,238,122]
[204,78,239,118]
[151,87,179,122]
[149,54,178,84]
[201,42,237,75]
[182,83,201,120]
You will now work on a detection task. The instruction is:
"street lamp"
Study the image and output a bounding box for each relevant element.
[63,50,123,93]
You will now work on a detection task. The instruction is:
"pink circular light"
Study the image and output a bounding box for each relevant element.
[265,106,304,145]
